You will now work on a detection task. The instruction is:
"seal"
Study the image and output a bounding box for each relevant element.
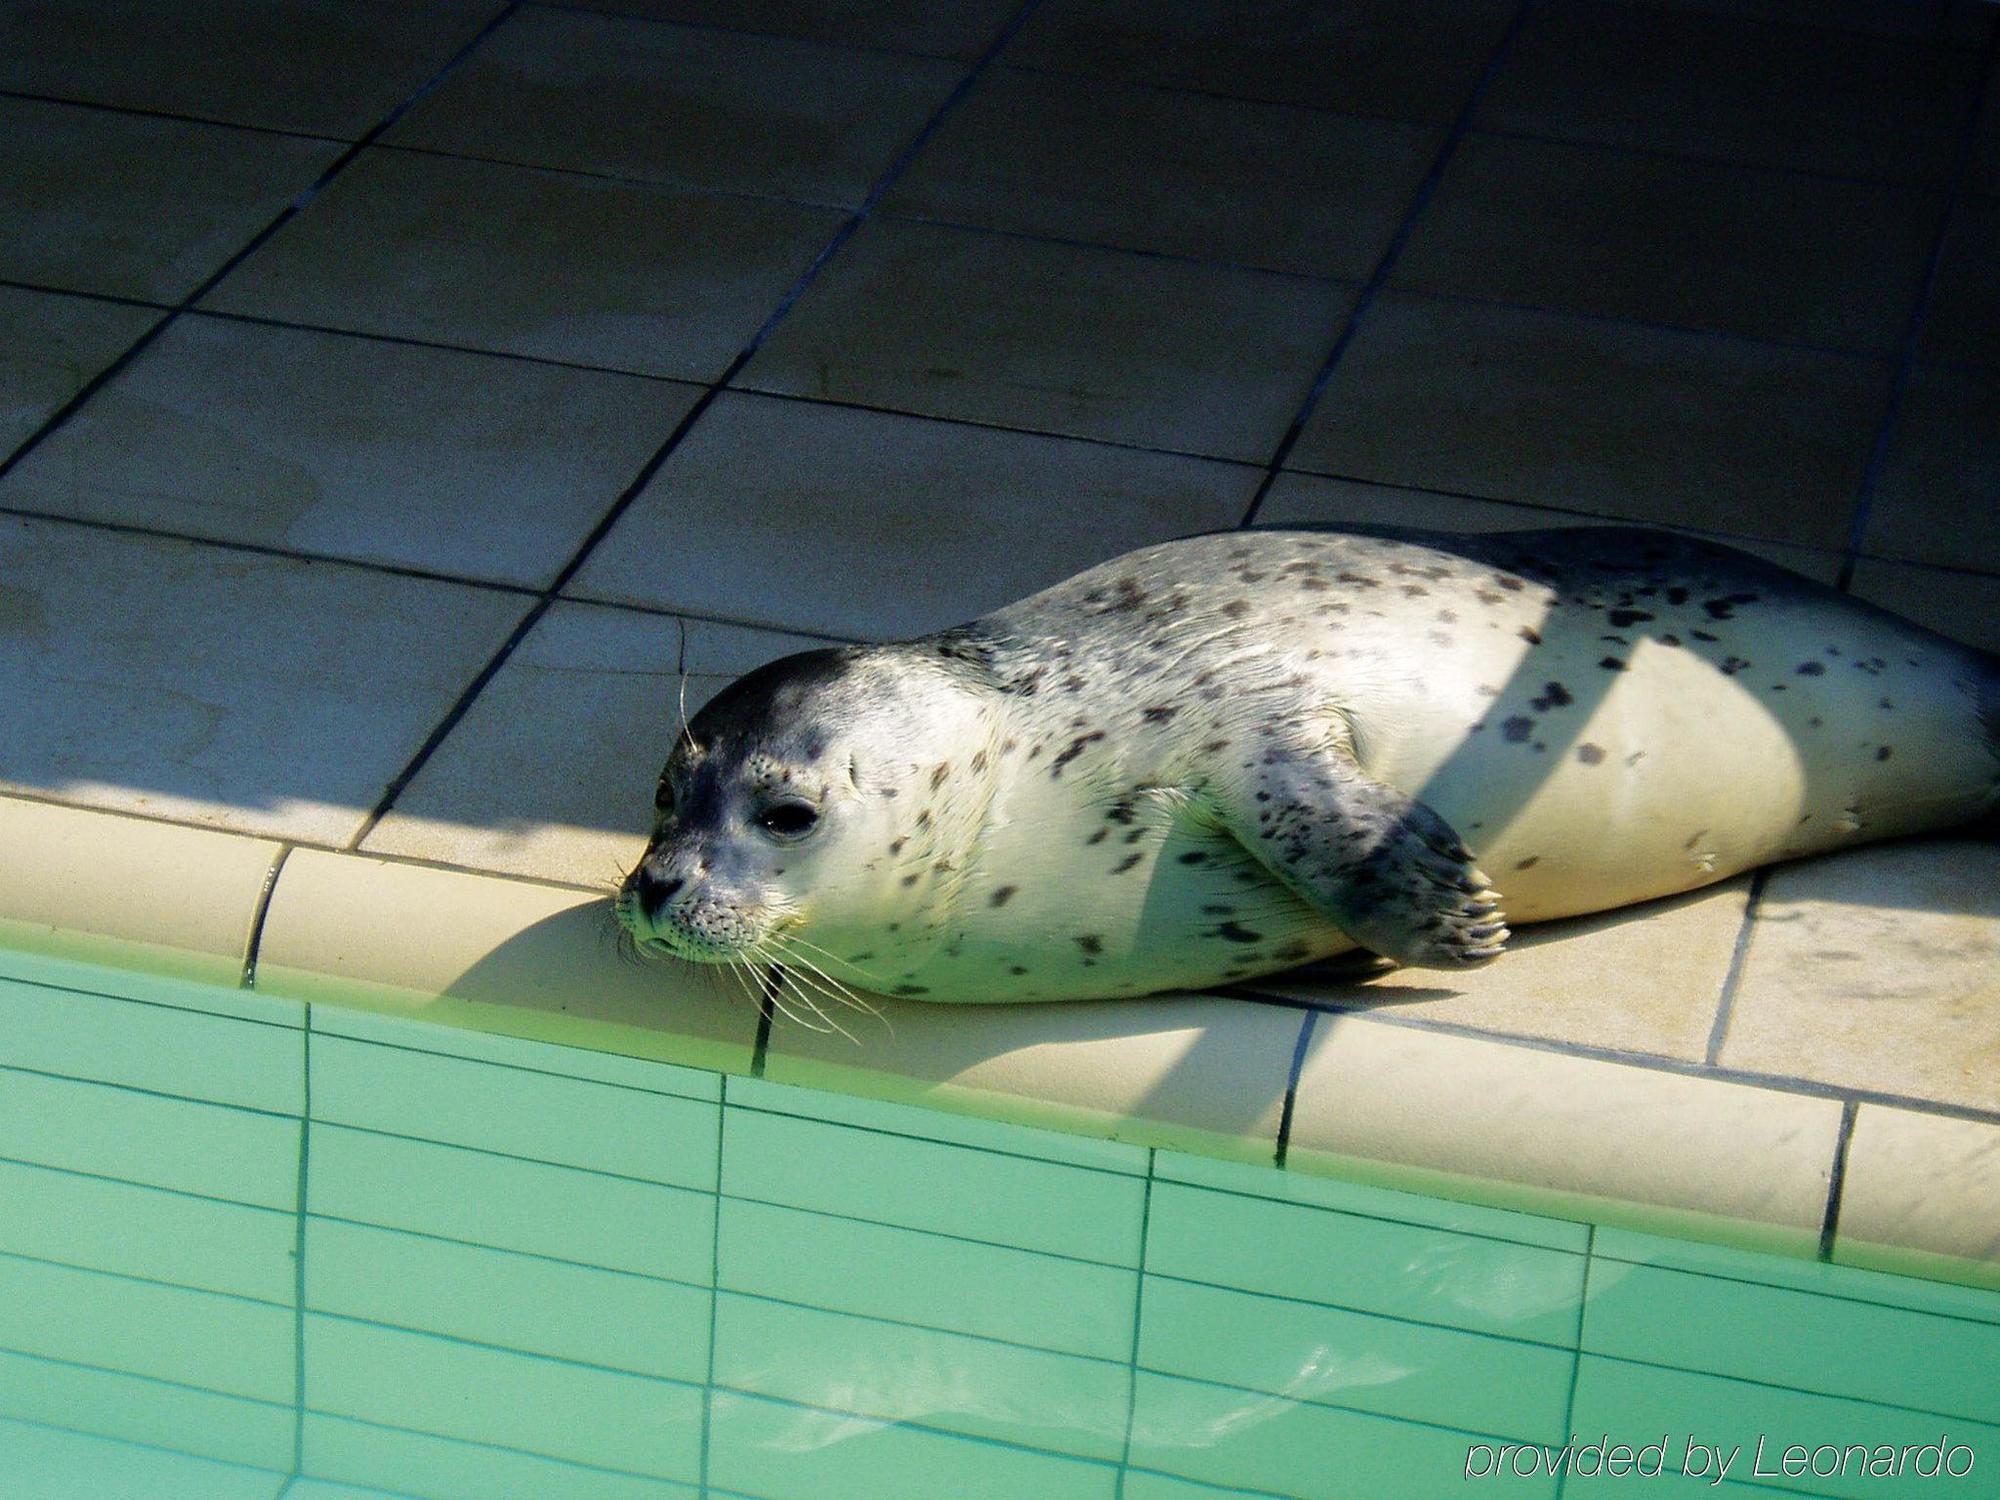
[615,526,2000,1009]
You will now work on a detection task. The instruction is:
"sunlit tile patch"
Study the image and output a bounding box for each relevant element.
[1007,0,1516,122]
[0,286,159,458]
[0,97,339,302]
[0,315,701,586]
[738,217,1354,462]
[202,148,846,381]
[1392,134,1939,353]
[1477,0,1982,183]
[386,8,960,206]
[0,0,501,138]
[1288,293,1887,549]
[569,391,1261,637]
[885,65,1441,277]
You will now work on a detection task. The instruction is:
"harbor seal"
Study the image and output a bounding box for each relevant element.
[615,526,1999,1006]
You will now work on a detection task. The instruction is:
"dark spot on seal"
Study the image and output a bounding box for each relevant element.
[1600,656,1627,671]
[888,838,906,855]
[1876,746,1893,761]
[1049,732,1104,777]
[1703,593,1758,620]
[1112,853,1143,874]
[990,885,1017,907]
[930,763,951,789]
[1502,716,1534,742]
[1178,851,1207,864]
[1531,681,1573,711]
[1086,827,1109,845]
[1577,743,1605,765]
[970,750,987,772]
[1515,856,1540,870]
[916,809,932,828]
[1201,904,1234,915]
[1666,586,1689,605]
[900,873,920,887]
[1720,656,1750,676]
[1076,935,1104,955]
[1608,609,1653,628]
[1216,922,1262,943]
[1660,633,1681,647]
[1518,626,1542,645]
[1796,661,1825,676]
[1009,965,1029,976]
[1142,705,1179,724]
[1002,738,1018,755]
[893,984,929,996]
[1105,799,1138,824]
[1273,942,1312,963]
[1494,575,1525,592]
[1879,698,1894,710]
[1221,600,1251,618]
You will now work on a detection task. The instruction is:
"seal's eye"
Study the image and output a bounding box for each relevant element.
[654,777,675,815]
[756,800,820,840]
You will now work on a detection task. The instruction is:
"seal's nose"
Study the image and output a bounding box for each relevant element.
[633,869,683,918]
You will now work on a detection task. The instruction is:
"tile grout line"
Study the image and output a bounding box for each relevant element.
[0,2,525,491]
[288,1016,312,1484]
[1551,1223,1595,1500]
[1704,867,1767,1067]
[1834,18,2000,593]
[348,0,1049,847]
[698,1080,728,1494]
[1272,1008,1320,1168]
[1819,1099,1860,1262]
[1114,1151,1156,1498]
[1237,0,1534,528]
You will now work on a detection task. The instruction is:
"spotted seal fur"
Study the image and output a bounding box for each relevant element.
[615,526,2000,1005]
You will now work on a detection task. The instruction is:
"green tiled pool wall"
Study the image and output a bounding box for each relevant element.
[2,947,1997,1500]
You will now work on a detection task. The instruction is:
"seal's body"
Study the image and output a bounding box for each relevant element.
[617,527,1999,1004]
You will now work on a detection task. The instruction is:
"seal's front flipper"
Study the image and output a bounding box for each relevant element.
[1209,734,1509,969]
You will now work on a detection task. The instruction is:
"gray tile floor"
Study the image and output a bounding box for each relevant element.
[1,0,1996,1106]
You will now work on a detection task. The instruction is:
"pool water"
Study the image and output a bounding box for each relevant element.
[0,945,1994,1500]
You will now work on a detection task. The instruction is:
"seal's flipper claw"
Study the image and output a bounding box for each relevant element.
[1207,729,1510,971]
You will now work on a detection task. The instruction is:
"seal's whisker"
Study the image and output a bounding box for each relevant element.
[760,936,888,1036]
[747,946,859,1042]
[772,932,894,991]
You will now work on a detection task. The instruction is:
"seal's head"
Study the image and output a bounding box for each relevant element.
[615,644,995,971]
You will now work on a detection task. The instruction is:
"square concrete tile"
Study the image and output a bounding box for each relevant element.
[0,315,701,587]
[739,218,1355,461]
[567,392,1260,637]
[0,286,159,460]
[1255,471,1850,584]
[0,0,501,138]
[386,8,960,208]
[1478,0,1981,183]
[885,65,1440,278]
[202,147,846,381]
[1865,362,2000,576]
[1836,1107,2000,1282]
[0,516,529,843]
[1849,555,2000,654]
[1720,842,2000,1113]
[565,0,1019,57]
[1009,0,1517,123]
[1287,294,1888,549]
[1392,133,1941,352]
[1260,879,1750,1062]
[1918,194,2000,371]
[363,603,824,884]
[0,96,341,302]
